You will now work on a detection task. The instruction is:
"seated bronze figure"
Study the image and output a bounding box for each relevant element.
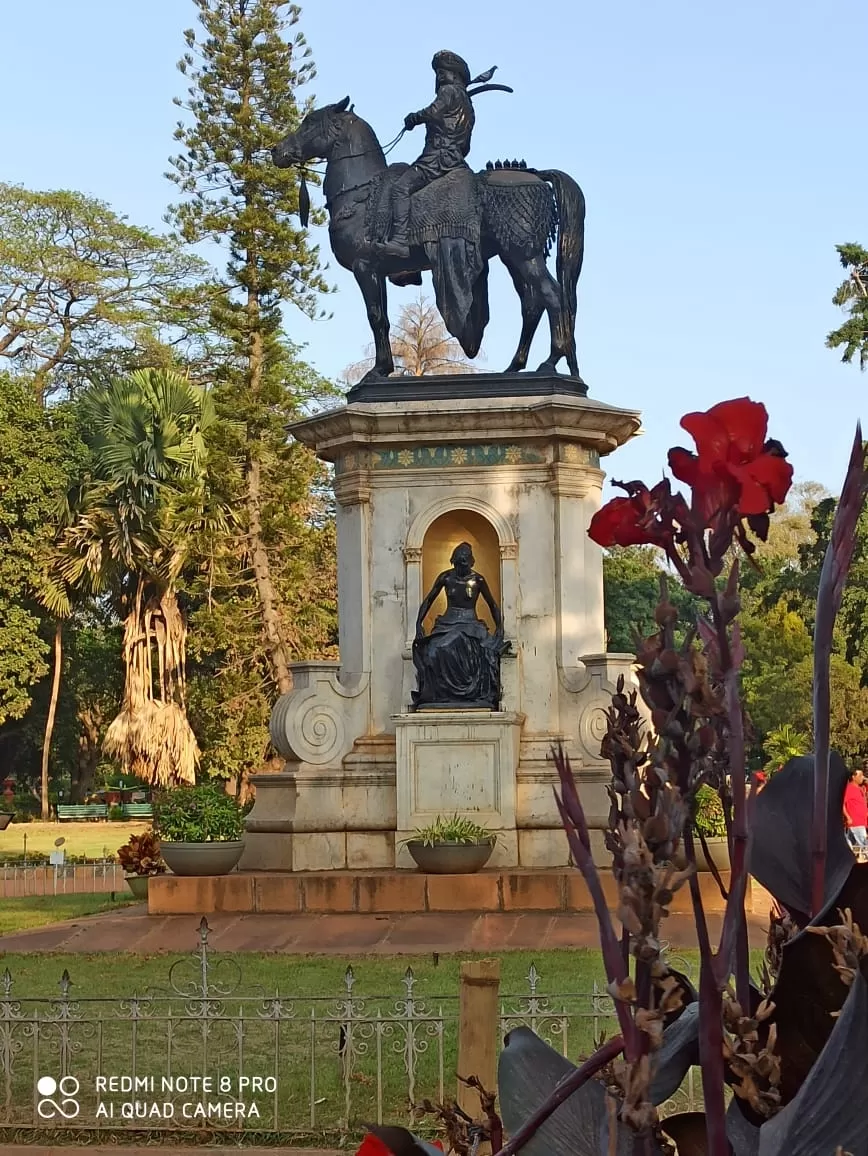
[412,542,509,709]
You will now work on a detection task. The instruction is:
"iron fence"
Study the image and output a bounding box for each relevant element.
[0,917,699,1144]
[0,863,124,898]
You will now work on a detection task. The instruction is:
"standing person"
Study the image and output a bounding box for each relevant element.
[843,766,868,858]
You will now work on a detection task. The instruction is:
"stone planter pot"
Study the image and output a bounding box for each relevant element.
[0,812,13,831]
[160,841,245,877]
[124,874,151,901]
[406,839,494,874]
[695,836,730,874]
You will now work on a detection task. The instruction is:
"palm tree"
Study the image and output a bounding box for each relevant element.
[763,723,810,773]
[44,369,222,787]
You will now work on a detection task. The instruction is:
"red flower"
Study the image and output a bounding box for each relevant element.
[355,1135,441,1156]
[588,481,682,548]
[589,496,656,547]
[356,1136,396,1156]
[668,398,793,525]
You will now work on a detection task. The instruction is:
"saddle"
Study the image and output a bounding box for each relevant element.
[366,165,482,250]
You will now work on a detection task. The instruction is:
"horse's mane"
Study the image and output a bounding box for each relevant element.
[336,111,386,165]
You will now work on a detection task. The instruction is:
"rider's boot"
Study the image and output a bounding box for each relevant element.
[375,187,412,259]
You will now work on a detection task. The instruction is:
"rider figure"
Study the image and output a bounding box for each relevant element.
[377,50,476,260]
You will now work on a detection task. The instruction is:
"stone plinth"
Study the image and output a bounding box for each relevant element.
[394,710,522,867]
[148,868,746,916]
[250,376,642,870]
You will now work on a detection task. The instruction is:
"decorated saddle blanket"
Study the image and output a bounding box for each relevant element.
[365,165,481,247]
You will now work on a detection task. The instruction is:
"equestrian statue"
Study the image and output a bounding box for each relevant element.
[273,50,586,384]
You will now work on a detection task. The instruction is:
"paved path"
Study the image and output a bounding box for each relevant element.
[0,902,771,954]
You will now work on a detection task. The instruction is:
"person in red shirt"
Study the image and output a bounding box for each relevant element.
[843,766,868,857]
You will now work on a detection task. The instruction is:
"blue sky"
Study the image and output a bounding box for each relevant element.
[3,0,866,495]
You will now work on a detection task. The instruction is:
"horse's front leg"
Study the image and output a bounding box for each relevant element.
[353,261,393,379]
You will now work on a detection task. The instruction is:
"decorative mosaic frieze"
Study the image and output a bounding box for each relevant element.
[372,444,546,470]
[558,443,600,467]
[335,442,599,473]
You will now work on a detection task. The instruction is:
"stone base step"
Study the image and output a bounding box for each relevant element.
[149,868,748,917]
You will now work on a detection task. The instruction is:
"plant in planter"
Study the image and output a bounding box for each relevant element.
[116,830,165,899]
[152,783,245,877]
[405,814,495,874]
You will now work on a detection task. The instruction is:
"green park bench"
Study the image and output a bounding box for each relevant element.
[56,804,109,821]
[122,803,153,820]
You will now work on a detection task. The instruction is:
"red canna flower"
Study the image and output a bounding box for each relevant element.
[356,1135,394,1156]
[588,480,685,549]
[355,1134,442,1156]
[588,495,657,547]
[667,397,793,526]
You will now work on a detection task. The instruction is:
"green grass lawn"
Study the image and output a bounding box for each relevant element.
[0,946,628,1140]
[0,819,149,860]
[0,944,729,1141]
[0,892,138,935]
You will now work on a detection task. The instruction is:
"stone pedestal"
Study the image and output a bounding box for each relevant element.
[394,710,522,867]
[244,374,642,870]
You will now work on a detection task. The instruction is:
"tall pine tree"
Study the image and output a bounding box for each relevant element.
[167,0,330,695]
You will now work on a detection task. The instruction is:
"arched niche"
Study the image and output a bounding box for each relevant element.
[404,497,518,647]
[421,509,501,633]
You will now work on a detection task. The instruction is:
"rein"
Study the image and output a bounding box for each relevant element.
[296,124,407,227]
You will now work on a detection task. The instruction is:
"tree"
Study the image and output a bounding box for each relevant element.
[46,369,222,786]
[0,374,84,727]
[184,367,338,789]
[0,185,205,399]
[762,724,809,772]
[167,0,330,696]
[602,546,700,652]
[827,243,868,369]
[343,294,478,383]
[747,492,868,687]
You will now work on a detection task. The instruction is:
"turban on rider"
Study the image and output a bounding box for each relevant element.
[432,50,471,87]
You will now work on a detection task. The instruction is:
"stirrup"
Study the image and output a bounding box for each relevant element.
[375,238,411,260]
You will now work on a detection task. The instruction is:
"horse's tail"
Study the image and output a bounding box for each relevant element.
[537,170,585,373]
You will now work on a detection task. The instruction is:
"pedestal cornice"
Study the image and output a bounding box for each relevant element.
[291,387,641,461]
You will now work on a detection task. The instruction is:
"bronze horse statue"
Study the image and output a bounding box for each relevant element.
[273,99,585,384]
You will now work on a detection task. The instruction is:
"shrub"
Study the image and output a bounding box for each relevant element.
[108,805,125,821]
[152,783,244,843]
[693,784,728,838]
[116,830,165,877]
[409,814,494,846]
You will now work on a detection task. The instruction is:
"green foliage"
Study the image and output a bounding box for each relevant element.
[48,369,222,606]
[409,814,495,846]
[793,496,868,681]
[693,786,728,838]
[827,243,868,369]
[0,184,205,398]
[152,783,244,842]
[166,0,338,710]
[0,374,86,724]
[763,724,810,771]
[116,830,166,877]
[603,546,701,652]
[167,0,328,317]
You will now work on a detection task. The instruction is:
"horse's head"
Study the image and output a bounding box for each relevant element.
[272,96,351,167]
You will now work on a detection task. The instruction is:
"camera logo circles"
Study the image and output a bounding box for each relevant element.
[37,1075,80,1119]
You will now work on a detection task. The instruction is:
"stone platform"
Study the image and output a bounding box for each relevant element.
[148,868,748,917]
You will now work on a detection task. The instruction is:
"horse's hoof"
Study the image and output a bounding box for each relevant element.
[360,367,393,384]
